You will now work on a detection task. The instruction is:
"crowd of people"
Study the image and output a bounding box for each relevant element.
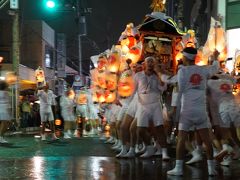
[100,47,240,176]
[36,83,100,141]
[0,46,240,177]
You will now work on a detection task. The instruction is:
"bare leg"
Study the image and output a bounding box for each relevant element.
[129,119,137,147]
[120,114,134,145]
[197,128,213,160]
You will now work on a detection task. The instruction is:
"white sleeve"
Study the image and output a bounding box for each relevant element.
[37,90,43,97]
[207,61,220,77]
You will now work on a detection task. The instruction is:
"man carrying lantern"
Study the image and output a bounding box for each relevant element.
[37,83,58,141]
[134,56,170,159]
[167,47,220,176]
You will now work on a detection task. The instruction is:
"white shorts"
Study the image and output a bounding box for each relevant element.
[76,104,88,118]
[117,106,128,121]
[178,110,209,131]
[219,101,240,128]
[136,101,163,127]
[62,113,75,122]
[87,106,98,120]
[126,95,138,117]
[40,111,54,122]
[110,114,117,123]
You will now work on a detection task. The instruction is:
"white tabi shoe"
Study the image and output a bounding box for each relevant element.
[186,149,202,165]
[140,146,155,158]
[123,147,135,158]
[167,160,183,176]
[116,145,128,158]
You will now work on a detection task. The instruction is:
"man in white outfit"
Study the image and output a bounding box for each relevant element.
[60,88,76,139]
[37,83,58,141]
[135,56,169,159]
[167,47,219,176]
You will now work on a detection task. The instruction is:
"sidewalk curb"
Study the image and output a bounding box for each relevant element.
[6,127,41,136]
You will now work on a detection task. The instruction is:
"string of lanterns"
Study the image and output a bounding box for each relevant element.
[90,23,142,103]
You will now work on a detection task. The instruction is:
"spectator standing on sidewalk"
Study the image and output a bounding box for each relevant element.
[21,96,31,128]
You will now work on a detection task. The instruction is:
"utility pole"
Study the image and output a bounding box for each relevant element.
[76,0,82,76]
[10,0,20,127]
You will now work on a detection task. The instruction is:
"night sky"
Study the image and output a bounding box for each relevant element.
[22,0,151,73]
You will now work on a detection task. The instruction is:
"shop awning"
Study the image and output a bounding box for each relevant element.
[65,65,78,75]
[19,64,36,90]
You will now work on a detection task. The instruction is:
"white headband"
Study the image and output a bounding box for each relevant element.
[145,56,155,62]
[182,51,196,60]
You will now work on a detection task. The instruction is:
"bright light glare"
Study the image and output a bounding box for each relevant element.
[46,1,55,8]
[226,59,234,73]
[227,28,240,58]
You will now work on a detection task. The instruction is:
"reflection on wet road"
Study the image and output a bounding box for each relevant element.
[0,135,239,179]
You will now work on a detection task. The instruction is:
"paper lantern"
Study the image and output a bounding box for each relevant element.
[92,90,98,102]
[218,47,227,62]
[195,48,208,66]
[106,73,117,90]
[96,90,105,103]
[118,70,135,97]
[175,51,183,61]
[68,89,75,100]
[105,124,111,131]
[121,45,129,54]
[105,90,116,103]
[97,55,108,71]
[55,119,62,126]
[107,51,121,73]
[215,26,226,52]
[35,67,45,83]
[120,36,137,49]
[97,71,107,89]
[126,47,141,64]
[5,72,17,85]
[119,58,129,72]
[235,53,240,75]
[205,22,226,53]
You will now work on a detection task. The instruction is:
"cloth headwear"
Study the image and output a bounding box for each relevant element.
[182,47,197,61]
[145,56,155,62]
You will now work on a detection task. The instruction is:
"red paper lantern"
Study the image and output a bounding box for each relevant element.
[105,90,116,103]
[97,72,107,89]
[97,56,108,71]
[118,70,135,97]
[107,52,120,73]
[106,73,117,90]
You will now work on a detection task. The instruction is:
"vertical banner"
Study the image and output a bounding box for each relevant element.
[56,33,66,78]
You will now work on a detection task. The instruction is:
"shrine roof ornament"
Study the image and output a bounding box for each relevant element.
[150,0,166,12]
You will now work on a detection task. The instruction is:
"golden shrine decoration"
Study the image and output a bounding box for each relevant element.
[150,0,166,12]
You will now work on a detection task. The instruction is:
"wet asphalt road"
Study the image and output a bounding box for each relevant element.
[0,133,240,180]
